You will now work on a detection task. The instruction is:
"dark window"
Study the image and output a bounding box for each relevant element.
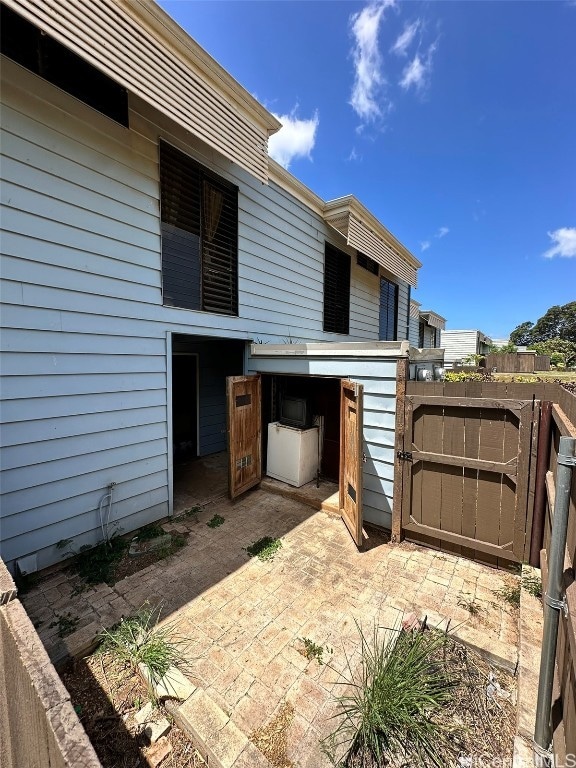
[323,244,350,334]
[160,142,238,315]
[379,277,398,340]
[419,320,425,348]
[0,5,129,127]
[356,252,379,275]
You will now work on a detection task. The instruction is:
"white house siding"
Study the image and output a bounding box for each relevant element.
[246,354,398,530]
[0,59,392,570]
[442,330,483,368]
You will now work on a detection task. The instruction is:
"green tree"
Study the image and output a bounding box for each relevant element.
[530,302,576,344]
[509,321,534,346]
[489,343,518,354]
[530,338,576,368]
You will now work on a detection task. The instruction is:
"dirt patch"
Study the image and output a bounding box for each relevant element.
[61,651,204,768]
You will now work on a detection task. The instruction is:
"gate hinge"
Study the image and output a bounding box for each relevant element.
[397,451,413,461]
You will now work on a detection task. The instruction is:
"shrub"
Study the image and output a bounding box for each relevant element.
[322,622,457,767]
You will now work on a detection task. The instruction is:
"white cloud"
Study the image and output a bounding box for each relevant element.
[268,109,319,169]
[399,42,437,91]
[390,20,420,56]
[420,240,431,252]
[543,227,576,259]
[436,226,450,238]
[347,147,360,162]
[349,1,395,123]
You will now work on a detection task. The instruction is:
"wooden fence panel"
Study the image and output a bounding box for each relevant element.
[535,355,551,371]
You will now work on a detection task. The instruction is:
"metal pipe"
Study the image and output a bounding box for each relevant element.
[530,401,553,567]
[534,435,576,765]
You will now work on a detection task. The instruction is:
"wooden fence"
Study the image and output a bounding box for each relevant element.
[484,352,551,373]
[394,377,575,762]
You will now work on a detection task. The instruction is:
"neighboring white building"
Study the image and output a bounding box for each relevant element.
[442,330,493,368]
[0,0,425,572]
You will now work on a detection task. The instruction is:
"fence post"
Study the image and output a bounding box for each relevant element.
[530,402,553,567]
[533,435,576,765]
[392,357,409,542]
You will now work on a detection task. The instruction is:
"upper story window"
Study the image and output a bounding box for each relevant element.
[0,5,129,127]
[160,142,238,316]
[323,243,350,334]
[379,277,398,341]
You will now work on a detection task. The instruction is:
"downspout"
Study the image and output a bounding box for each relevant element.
[533,435,576,766]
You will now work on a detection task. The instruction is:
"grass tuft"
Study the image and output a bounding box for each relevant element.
[98,604,190,695]
[322,621,457,767]
[207,514,225,528]
[245,536,282,561]
[71,536,129,585]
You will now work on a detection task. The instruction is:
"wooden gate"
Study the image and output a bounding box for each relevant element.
[395,387,540,566]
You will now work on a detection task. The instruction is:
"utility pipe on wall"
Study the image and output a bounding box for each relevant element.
[533,435,576,766]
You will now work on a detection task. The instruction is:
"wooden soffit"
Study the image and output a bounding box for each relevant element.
[4,0,281,183]
[323,197,421,288]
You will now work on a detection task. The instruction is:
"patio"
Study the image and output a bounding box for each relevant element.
[21,489,519,767]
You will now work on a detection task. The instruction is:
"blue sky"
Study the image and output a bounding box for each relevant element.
[158,0,575,339]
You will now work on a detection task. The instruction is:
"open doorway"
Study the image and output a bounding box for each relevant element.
[171,334,245,511]
[261,374,342,481]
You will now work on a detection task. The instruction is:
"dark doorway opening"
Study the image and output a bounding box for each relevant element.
[261,374,341,482]
[172,353,198,464]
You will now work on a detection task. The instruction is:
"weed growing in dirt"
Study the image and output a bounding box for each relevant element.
[134,524,166,541]
[207,514,225,528]
[245,536,283,561]
[98,604,190,693]
[50,612,80,638]
[458,595,483,616]
[322,621,457,767]
[156,533,187,560]
[72,536,129,585]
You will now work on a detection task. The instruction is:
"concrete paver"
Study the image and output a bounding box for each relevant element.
[21,489,520,767]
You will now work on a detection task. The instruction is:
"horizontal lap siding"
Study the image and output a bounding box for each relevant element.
[0,59,384,569]
[441,331,479,367]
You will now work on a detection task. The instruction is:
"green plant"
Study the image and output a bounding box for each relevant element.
[300,637,331,665]
[457,595,483,616]
[156,533,187,560]
[322,622,456,767]
[207,514,225,528]
[72,536,129,585]
[522,573,542,599]
[493,581,521,608]
[245,536,282,561]
[98,604,190,693]
[134,524,166,541]
[50,612,80,638]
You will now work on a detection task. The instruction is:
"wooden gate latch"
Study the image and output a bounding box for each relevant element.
[397,451,413,461]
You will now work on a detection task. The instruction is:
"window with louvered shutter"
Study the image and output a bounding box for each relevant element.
[160,142,238,315]
[357,252,379,275]
[323,244,350,334]
[379,277,398,341]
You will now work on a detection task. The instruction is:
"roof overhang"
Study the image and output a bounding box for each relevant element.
[419,311,446,330]
[323,196,421,287]
[410,299,422,318]
[4,0,281,183]
[250,341,410,358]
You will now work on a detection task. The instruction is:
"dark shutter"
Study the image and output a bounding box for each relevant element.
[379,277,398,341]
[201,178,238,315]
[160,142,238,315]
[323,244,350,334]
[357,252,379,275]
